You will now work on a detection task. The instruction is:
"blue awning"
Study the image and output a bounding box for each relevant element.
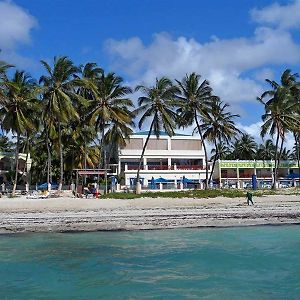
[287,173,300,179]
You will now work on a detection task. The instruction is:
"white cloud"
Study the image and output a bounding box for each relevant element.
[105,27,300,107]
[251,0,300,29]
[237,121,295,150]
[0,1,37,67]
[0,1,37,49]
[237,121,264,140]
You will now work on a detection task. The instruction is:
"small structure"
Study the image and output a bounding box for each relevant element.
[73,167,118,194]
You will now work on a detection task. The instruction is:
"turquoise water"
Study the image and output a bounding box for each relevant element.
[0,226,299,299]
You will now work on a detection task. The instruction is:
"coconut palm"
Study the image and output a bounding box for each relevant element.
[0,71,38,195]
[39,56,80,190]
[176,73,218,189]
[280,147,293,160]
[258,69,300,188]
[75,63,103,182]
[211,142,231,160]
[134,77,178,193]
[256,139,275,160]
[104,116,134,164]
[0,135,13,152]
[201,99,241,183]
[235,134,257,160]
[88,71,133,186]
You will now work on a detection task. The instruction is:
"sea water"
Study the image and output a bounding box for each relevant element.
[0,226,299,299]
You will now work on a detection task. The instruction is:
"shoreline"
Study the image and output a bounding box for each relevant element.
[0,195,300,234]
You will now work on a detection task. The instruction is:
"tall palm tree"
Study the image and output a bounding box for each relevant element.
[201,99,241,183]
[258,70,299,189]
[75,62,103,183]
[176,73,218,189]
[88,72,133,183]
[39,56,79,190]
[134,77,178,194]
[0,71,38,195]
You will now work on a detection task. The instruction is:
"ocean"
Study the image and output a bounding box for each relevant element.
[0,226,299,299]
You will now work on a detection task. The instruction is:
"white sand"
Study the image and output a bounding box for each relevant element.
[0,194,299,233]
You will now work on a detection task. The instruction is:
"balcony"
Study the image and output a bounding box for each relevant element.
[125,164,209,171]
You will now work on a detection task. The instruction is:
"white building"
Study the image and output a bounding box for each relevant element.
[118,131,209,190]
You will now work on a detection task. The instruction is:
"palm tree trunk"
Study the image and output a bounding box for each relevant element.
[195,112,208,189]
[84,137,87,185]
[273,129,280,190]
[294,132,300,184]
[276,131,285,187]
[208,139,218,185]
[20,135,29,178]
[45,127,52,186]
[12,133,20,196]
[136,117,155,194]
[58,121,63,191]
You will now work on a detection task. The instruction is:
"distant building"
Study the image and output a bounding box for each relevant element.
[0,152,32,183]
[118,131,209,189]
[213,160,299,188]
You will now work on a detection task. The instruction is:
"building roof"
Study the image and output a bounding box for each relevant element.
[134,131,190,137]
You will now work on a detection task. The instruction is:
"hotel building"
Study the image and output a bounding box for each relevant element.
[118,131,210,190]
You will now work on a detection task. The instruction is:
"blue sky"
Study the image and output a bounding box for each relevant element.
[1,0,300,145]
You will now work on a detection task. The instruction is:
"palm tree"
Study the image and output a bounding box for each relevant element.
[39,56,80,190]
[292,132,300,177]
[201,99,241,184]
[104,116,134,164]
[0,57,13,106]
[236,134,257,160]
[0,71,38,195]
[256,139,275,160]
[0,135,13,152]
[176,73,218,189]
[280,147,293,160]
[211,142,231,161]
[134,77,178,194]
[88,71,133,188]
[258,69,300,188]
[75,62,103,183]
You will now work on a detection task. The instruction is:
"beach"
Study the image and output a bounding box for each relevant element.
[0,194,299,233]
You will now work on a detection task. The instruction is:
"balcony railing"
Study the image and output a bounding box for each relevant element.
[176,165,207,170]
[127,165,144,170]
[148,165,173,170]
[125,164,209,171]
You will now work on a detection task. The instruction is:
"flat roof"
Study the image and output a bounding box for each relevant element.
[134,131,190,137]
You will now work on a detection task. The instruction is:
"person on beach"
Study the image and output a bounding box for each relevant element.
[246,191,254,205]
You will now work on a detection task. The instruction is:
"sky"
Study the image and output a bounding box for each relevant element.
[0,0,300,148]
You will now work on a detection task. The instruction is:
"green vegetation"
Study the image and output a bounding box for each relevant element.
[101,189,285,199]
[0,55,299,191]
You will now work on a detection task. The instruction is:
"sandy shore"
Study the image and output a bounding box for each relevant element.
[0,194,300,233]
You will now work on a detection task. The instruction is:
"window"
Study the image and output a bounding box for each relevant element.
[146,139,168,150]
[171,139,201,150]
[123,138,143,150]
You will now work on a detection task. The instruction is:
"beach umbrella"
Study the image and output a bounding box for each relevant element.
[154,177,168,183]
